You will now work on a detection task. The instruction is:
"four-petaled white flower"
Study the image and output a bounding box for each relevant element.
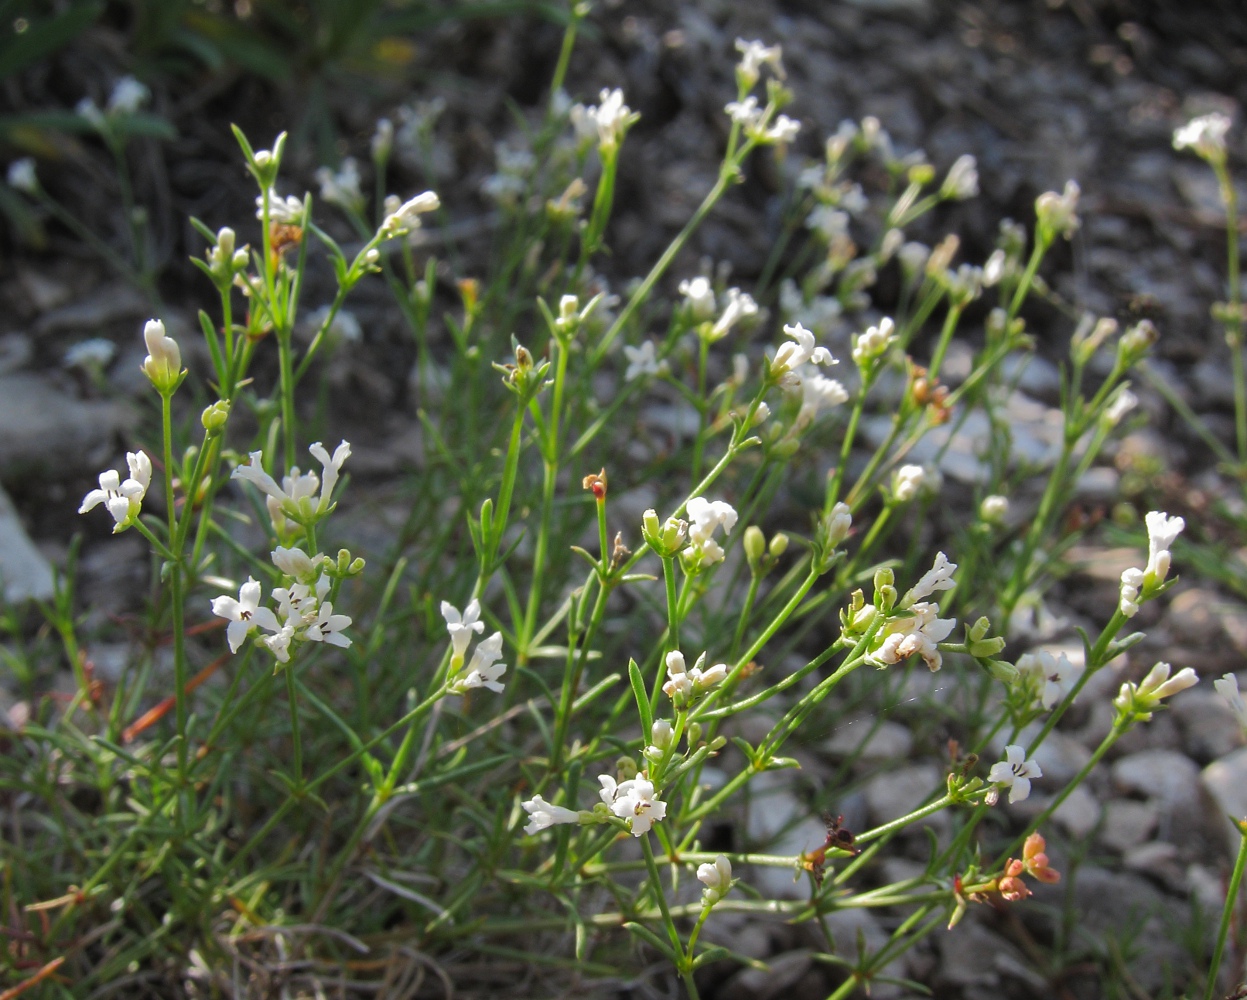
[1173,112,1231,162]
[599,774,667,836]
[684,496,739,567]
[380,191,440,237]
[306,601,352,648]
[1018,649,1083,710]
[709,288,758,342]
[988,745,1042,804]
[1214,673,1247,731]
[941,154,979,200]
[772,322,836,379]
[521,795,581,835]
[623,340,668,381]
[1143,510,1184,585]
[79,451,152,531]
[442,599,485,658]
[868,601,956,672]
[453,631,507,693]
[680,276,716,320]
[724,96,764,132]
[257,189,306,225]
[734,38,784,88]
[697,854,733,905]
[260,622,297,663]
[211,577,281,653]
[905,551,957,605]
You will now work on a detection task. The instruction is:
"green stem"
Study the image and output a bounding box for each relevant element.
[1205,818,1247,1000]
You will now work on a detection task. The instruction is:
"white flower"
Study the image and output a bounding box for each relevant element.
[454,631,507,693]
[1214,673,1247,731]
[941,154,979,200]
[851,317,896,366]
[794,374,848,429]
[521,795,581,835]
[64,338,115,370]
[891,464,927,503]
[1173,112,1231,162]
[898,242,930,278]
[76,96,105,129]
[1036,180,1081,240]
[1103,387,1137,427]
[680,276,716,320]
[709,288,758,342]
[697,854,733,904]
[306,601,352,648]
[983,249,1007,286]
[1119,567,1144,618]
[441,599,485,658]
[107,76,149,115]
[1114,661,1198,720]
[603,776,667,836]
[906,551,957,604]
[988,745,1042,804]
[684,497,738,566]
[644,718,676,763]
[868,602,956,671]
[1144,510,1184,584]
[6,158,36,193]
[734,38,784,88]
[1017,649,1082,710]
[662,650,694,701]
[79,451,152,530]
[371,117,394,162]
[308,440,351,513]
[771,323,836,378]
[141,318,181,390]
[824,502,852,548]
[211,577,281,653]
[315,157,365,214]
[806,205,849,242]
[577,88,638,151]
[257,189,306,225]
[765,115,801,145]
[725,96,764,131]
[623,340,668,381]
[380,190,440,237]
[272,546,317,580]
[260,622,297,663]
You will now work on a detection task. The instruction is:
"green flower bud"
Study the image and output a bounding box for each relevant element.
[768,533,789,558]
[201,399,230,433]
[743,526,766,569]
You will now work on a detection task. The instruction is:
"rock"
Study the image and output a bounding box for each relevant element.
[1111,750,1201,824]
[718,949,812,1000]
[1165,588,1247,664]
[744,771,828,898]
[862,763,946,832]
[1171,688,1245,763]
[1053,785,1101,838]
[1201,747,1247,856]
[1098,799,1158,852]
[0,373,134,481]
[825,719,913,761]
[0,484,53,603]
[937,920,1038,991]
[32,284,150,337]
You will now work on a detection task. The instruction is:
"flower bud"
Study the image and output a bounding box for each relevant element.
[141,318,183,393]
[980,494,1008,524]
[616,756,638,781]
[768,532,789,558]
[649,719,674,752]
[201,400,230,433]
[823,502,852,548]
[686,721,703,746]
[743,526,766,568]
[1118,319,1158,366]
[970,635,1007,658]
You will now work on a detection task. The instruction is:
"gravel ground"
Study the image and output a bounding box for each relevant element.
[4,0,1247,996]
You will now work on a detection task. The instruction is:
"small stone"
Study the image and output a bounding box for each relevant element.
[0,484,53,603]
[825,719,913,761]
[718,949,812,1000]
[1201,746,1247,855]
[1171,689,1244,763]
[1098,799,1158,852]
[863,763,946,831]
[1053,785,1101,838]
[1111,749,1201,819]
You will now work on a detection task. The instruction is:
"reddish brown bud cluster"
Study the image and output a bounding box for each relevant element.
[583,468,608,500]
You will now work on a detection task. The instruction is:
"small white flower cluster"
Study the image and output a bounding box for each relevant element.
[891,464,940,503]
[1113,661,1198,722]
[441,599,508,694]
[79,451,152,532]
[1119,510,1184,617]
[257,188,306,225]
[770,322,836,383]
[623,340,668,381]
[212,548,352,664]
[77,75,150,129]
[598,773,667,836]
[1173,112,1231,163]
[684,496,739,567]
[679,276,717,321]
[662,649,727,705]
[734,38,784,89]
[940,154,979,200]
[708,288,759,342]
[988,745,1042,804]
[697,854,733,906]
[570,88,639,152]
[1017,648,1082,711]
[380,191,440,238]
[724,96,800,146]
[1036,180,1081,241]
[316,158,365,215]
[233,441,352,537]
[851,317,896,369]
[865,552,958,671]
[521,795,581,835]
